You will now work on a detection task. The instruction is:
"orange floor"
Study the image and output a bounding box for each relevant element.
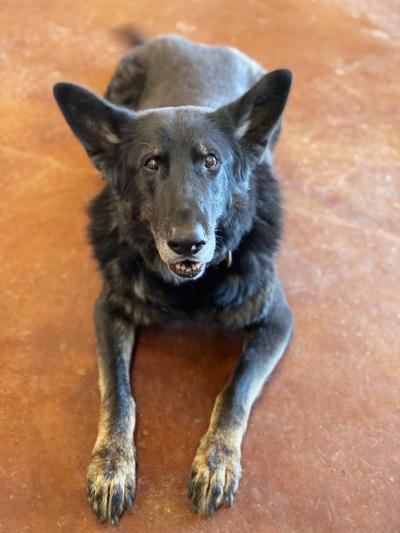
[1,1,399,532]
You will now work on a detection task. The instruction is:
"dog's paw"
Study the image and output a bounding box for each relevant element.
[187,431,242,515]
[87,442,136,525]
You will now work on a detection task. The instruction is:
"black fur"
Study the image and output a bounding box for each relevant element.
[53,34,294,524]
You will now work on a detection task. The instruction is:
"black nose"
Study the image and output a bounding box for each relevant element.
[168,238,206,256]
[167,224,206,256]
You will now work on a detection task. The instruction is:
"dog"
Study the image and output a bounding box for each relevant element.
[53,32,293,524]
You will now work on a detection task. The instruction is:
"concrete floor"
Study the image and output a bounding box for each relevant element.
[0,1,399,532]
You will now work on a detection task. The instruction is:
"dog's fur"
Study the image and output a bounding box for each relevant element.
[53,34,294,524]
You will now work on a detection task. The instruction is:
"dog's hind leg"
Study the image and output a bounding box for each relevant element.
[188,283,293,515]
[87,294,136,524]
[104,48,146,109]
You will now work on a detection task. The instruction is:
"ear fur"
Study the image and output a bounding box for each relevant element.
[216,69,292,158]
[53,82,134,174]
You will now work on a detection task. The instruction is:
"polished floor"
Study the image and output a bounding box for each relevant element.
[0,1,399,532]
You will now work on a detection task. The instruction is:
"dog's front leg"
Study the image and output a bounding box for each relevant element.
[188,285,293,515]
[87,294,136,524]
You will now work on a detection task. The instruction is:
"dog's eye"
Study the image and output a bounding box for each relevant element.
[145,158,159,171]
[205,154,218,169]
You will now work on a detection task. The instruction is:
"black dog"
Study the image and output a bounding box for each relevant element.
[53,33,293,524]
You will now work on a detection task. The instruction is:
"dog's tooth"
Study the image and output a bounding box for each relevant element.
[170,260,203,278]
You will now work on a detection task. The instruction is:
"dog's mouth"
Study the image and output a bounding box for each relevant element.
[167,259,205,279]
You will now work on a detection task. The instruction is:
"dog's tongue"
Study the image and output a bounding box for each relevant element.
[169,260,203,279]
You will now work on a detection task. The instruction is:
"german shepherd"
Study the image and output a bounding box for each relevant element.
[53,32,293,524]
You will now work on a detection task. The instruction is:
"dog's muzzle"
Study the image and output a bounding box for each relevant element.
[154,231,216,281]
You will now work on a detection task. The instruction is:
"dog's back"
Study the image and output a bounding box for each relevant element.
[107,35,265,109]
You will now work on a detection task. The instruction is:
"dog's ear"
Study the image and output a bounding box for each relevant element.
[214,69,292,159]
[53,82,134,174]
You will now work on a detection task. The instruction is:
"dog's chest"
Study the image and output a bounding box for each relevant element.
[126,272,274,330]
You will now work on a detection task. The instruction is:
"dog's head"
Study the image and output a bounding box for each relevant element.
[54,70,291,283]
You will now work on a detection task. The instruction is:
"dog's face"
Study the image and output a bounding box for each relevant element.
[118,107,232,281]
[54,70,291,283]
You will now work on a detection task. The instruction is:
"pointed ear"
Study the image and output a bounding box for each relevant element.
[53,82,134,174]
[216,69,292,159]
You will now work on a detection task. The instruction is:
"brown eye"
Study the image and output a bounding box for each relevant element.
[205,154,218,168]
[145,158,159,171]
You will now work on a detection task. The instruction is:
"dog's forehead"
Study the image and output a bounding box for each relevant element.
[134,106,222,149]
